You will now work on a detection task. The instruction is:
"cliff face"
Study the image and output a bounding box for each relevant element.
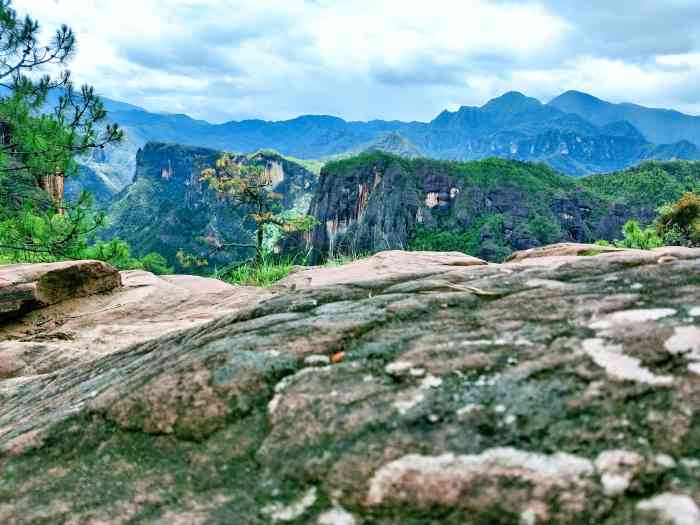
[105,142,317,270]
[306,153,700,262]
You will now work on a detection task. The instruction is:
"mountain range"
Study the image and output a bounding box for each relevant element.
[71,90,700,201]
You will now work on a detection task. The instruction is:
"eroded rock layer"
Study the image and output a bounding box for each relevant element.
[1,247,700,524]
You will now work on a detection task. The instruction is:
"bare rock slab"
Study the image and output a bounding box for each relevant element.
[0,260,121,322]
[2,247,700,523]
[278,250,487,289]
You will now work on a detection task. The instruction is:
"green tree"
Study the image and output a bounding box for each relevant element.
[614,220,663,250]
[656,192,700,247]
[0,0,123,260]
[201,155,315,264]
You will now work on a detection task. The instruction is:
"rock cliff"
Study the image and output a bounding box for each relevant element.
[104,143,318,270]
[305,153,700,262]
[1,246,700,523]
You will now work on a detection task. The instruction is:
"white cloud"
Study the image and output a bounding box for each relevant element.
[11,0,700,121]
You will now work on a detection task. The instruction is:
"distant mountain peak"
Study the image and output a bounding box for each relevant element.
[549,90,607,111]
[482,91,542,112]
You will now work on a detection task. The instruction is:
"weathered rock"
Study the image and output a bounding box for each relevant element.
[0,269,270,379]
[506,242,627,262]
[0,260,121,322]
[277,250,486,289]
[1,248,700,524]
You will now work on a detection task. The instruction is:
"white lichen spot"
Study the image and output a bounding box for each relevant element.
[520,509,537,525]
[590,308,677,330]
[655,454,677,469]
[689,307,700,317]
[595,450,643,496]
[366,448,594,506]
[410,367,426,378]
[665,326,700,355]
[393,375,443,415]
[525,278,567,290]
[582,339,673,386]
[457,404,483,417]
[494,404,507,414]
[631,283,644,291]
[385,361,414,376]
[421,375,443,389]
[637,493,700,525]
[304,355,331,366]
[268,394,284,416]
[504,414,517,425]
[269,367,333,417]
[393,392,425,415]
[317,506,357,525]
[681,458,700,469]
[262,487,318,522]
[665,326,700,375]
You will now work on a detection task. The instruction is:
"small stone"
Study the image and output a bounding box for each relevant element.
[504,414,517,425]
[409,367,426,378]
[428,414,440,423]
[494,404,507,414]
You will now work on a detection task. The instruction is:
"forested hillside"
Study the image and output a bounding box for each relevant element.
[304,153,700,261]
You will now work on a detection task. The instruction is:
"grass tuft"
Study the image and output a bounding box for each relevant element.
[217,257,296,287]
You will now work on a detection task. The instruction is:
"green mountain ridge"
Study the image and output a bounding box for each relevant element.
[71,90,700,199]
[304,152,700,261]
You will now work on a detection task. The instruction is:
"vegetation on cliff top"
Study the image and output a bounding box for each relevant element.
[318,152,700,261]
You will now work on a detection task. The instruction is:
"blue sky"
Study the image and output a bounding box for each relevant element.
[18,0,700,123]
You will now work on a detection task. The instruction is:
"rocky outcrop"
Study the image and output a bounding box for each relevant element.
[1,268,269,379]
[2,247,700,523]
[304,153,700,263]
[305,153,611,262]
[0,260,121,322]
[104,143,318,270]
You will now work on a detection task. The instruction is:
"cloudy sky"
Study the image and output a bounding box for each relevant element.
[15,0,700,123]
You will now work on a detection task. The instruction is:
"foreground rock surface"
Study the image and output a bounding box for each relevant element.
[0,270,270,380]
[2,247,700,524]
[0,260,121,321]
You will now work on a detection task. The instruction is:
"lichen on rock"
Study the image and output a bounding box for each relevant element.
[1,247,700,523]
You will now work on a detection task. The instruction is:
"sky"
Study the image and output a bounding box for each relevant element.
[16,0,700,123]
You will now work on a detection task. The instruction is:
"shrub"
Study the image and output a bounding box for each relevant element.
[656,192,700,247]
[614,220,663,250]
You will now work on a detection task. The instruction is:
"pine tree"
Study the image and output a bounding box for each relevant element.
[0,0,123,261]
